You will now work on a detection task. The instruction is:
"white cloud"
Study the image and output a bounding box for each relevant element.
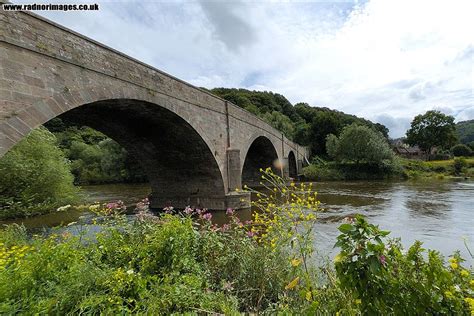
[22,0,474,137]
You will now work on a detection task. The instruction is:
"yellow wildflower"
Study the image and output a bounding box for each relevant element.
[444,291,454,300]
[355,299,362,305]
[450,262,459,270]
[460,269,469,277]
[285,277,300,290]
[291,258,301,267]
[305,291,312,301]
[334,253,344,263]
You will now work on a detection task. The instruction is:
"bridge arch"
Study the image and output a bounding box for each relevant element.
[242,135,280,186]
[2,88,227,209]
[288,151,297,179]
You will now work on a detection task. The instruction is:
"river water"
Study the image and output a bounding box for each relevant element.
[1,180,473,263]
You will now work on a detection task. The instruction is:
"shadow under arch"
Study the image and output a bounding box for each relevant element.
[288,150,297,179]
[54,99,226,209]
[242,136,279,187]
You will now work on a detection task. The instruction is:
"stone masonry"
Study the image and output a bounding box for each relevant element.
[0,10,310,210]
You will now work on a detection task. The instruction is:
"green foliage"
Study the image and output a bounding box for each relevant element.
[401,158,474,178]
[0,127,78,219]
[334,216,473,315]
[0,171,473,314]
[456,119,474,144]
[452,144,473,157]
[453,157,468,175]
[210,88,389,157]
[302,163,345,181]
[406,110,458,156]
[326,123,396,166]
[47,119,147,184]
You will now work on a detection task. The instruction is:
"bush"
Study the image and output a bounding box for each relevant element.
[326,123,396,167]
[0,127,78,219]
[302,164,345,180]
[335,216,473,314]
[453,157,468,175]
[452,144,473,157]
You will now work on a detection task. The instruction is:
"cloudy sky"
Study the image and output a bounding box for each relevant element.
[25,0,473,137]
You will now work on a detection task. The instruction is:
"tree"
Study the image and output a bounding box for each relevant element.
[406,110,457,159]
[0,127,78,219]
[451,144,472,157]
[326,124,395,166]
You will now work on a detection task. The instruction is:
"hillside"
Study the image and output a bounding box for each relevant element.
[209,88,388,157]
[456,119,474,145]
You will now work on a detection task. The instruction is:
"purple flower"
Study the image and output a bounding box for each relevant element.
[163,206,174,213]
[244,220,253,225]
[184,206,193,215]
[226,208,235,216]
[379,255,386,266]
[247,231,255,238]
[202,212,212,221]
[221,224,230,232]
[106,202,118,209]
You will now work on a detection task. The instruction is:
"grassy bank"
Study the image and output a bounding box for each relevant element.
[0,171,473,314]
[302,158,474,181]
[401,157,474,179]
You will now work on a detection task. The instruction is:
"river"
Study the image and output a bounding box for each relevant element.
[1,180,473,263]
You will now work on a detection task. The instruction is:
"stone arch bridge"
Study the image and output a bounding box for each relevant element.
[0,10,309,210]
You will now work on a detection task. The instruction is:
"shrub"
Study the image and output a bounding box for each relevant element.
[0,127,78,219]
[334,216,473,314]
[453,157,468,175]
[326,123,395,166]
[452,144,473,157]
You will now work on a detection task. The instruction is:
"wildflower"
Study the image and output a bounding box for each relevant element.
[126,269,134,275]
[184,206,193,215]
[285,277,300,290]
[464,297,474,312]
[444,290,454,300]
[450,262,459,270]
[247,231,255,238]
[379,255,387,266]
[226,208,234,216]
[334,253,344,263]
[305,291,312,301]
[355,299,362,305]
[470,280,474,287]
[460,269,469,277]
[56,205,71,212]
[202,212,212,221]
[221,224,230,232]
[291,258,301,267]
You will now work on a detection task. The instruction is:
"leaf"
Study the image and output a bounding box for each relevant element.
[338,223,353,233]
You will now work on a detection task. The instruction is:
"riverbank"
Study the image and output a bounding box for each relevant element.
[302,157,474,181]
[1,179,472,314]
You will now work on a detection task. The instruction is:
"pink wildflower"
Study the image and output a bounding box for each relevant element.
[202,212,212,221]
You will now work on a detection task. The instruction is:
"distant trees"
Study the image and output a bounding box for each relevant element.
[406,110,457,158]
[451,144,472,157]
[0,127,78,219]
[209,88,390,158]
[326,124,395,166]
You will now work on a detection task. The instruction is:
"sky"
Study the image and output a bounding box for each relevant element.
[21,0,474,137]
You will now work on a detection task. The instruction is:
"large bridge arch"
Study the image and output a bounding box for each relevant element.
[3,92,228,209]
[241,135,280,187]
